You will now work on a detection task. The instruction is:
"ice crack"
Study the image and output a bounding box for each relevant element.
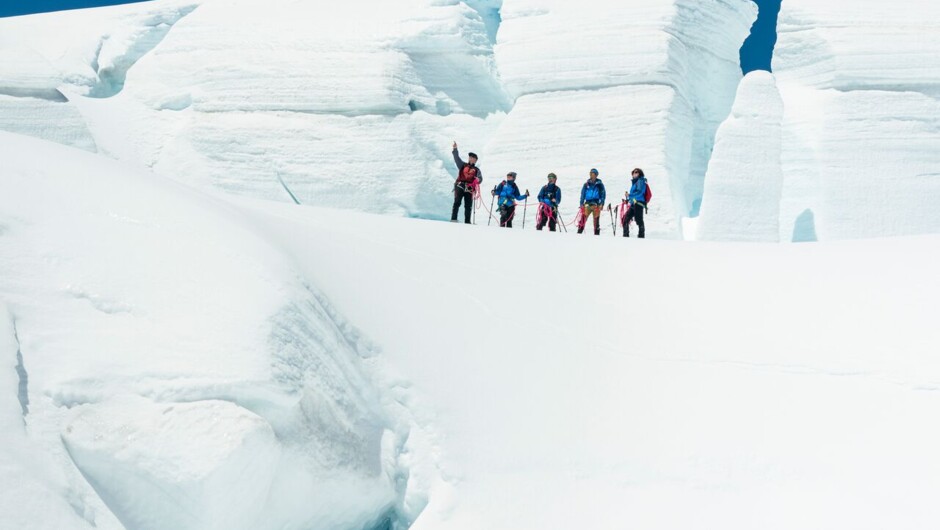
[12,319,29,417]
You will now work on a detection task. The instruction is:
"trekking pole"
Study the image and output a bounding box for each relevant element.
[613,204,619,236]
[522,195,529,229]
[608,204,616,236]
[487,190,496,226]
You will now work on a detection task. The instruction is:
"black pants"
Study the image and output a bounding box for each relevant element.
[451,189,473,224]
[536,209,557,231]
[623,203,645,238]
[499,205,515,228]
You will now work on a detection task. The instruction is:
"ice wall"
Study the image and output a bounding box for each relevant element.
[484,0,756,238]
[88,0,509,218]
[698,71,783,241]
[774,0,940,240]
[0,0,198,152]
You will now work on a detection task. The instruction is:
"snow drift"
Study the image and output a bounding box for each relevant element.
[0,130,408,530]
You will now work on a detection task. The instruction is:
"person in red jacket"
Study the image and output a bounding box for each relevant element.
[451,141,483,224]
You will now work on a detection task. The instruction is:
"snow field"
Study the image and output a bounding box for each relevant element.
[244,198,940,529]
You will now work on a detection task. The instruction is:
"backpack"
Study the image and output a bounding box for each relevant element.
[643,182,652,204]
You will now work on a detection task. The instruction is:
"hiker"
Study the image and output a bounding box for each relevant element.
[492,172,529,228]
[622,167,649,238]
[536,173,562,231]
[451,141,482,224]
[578,168,606,235]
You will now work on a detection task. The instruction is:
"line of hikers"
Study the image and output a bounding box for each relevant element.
[450,142,651,237]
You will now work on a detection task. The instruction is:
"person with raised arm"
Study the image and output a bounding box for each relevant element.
[451,141,482,224]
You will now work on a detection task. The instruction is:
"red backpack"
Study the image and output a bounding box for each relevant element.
[643,182,652,204]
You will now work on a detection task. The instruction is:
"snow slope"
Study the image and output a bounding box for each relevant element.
[244,193,940,529]
[0,131,408,530]
[4,125,940,528]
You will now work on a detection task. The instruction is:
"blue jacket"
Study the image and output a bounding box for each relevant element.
[580,178,606,206]
[538,183,561,207]
[628,176,648,204]
[494,180,526,207]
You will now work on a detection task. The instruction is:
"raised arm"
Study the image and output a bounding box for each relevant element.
[452,147,466,172]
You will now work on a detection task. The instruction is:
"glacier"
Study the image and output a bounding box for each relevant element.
[0,0,758,236]
[5,129,939,529]
[1,0,938,240]
[2,0,940,528]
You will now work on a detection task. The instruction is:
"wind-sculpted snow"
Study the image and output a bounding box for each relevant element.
[773,0,940,240]
[0,131,413,530]
[698,71,784,241]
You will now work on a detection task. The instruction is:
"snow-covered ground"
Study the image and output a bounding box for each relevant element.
[3,131,940,529]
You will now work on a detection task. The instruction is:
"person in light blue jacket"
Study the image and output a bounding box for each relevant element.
[623,168,648,238]
[492,172,529,228]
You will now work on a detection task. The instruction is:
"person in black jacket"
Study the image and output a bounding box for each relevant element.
[536,173,562,231]
[451,141,482,224]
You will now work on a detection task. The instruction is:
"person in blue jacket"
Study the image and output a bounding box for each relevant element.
[623,168,648,238]
[536,173,562,231]
[492,172,529,228]
[578,168,606,235]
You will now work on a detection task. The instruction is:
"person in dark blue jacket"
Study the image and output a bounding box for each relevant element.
[536,173,562,231]
[578,168,606,235]
[623,168,648,238]
[492,172,529,228]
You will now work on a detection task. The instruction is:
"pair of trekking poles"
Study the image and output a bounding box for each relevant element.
[487,189,531,229]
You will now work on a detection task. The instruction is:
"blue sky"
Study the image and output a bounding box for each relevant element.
[2,0,780,73]
[0,0,150,17]
[741,0,782,73]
